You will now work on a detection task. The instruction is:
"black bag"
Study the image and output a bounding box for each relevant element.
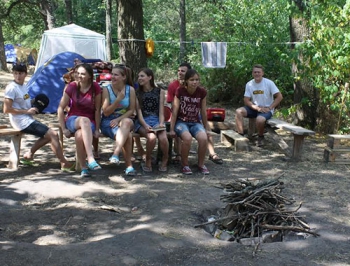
[32,94,50,113]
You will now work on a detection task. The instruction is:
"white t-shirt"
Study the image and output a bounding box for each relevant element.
[4,81,35,130]
[244,77,280,113]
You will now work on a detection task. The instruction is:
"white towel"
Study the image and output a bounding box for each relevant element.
[201,42,227,68]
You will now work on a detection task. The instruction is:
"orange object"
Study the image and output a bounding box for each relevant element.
[206,108,225,121]
[145,38,155,58]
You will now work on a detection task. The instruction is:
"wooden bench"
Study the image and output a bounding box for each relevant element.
[223,117,315,160]
[220,130,250,151]
[0,127,23,170]
[262,118,315,160]
[324,134,350,164]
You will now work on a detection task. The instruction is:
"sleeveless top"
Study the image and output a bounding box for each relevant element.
[137,87,161,118]
[102,84,131,119]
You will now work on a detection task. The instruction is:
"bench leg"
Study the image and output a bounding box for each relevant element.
[8,133,22,170]
[292,135,306,160]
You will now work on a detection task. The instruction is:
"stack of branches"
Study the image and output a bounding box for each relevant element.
[195,177,319,241]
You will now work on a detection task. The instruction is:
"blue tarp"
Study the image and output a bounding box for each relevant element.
[27,51,85,113]
[5,44,17,63]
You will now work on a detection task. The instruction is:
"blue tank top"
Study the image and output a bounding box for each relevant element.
[103,84,130,118]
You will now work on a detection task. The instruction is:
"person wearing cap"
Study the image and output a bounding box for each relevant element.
[3,63,75,171]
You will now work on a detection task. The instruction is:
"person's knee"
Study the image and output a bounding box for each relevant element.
[236,107,246,117]
[256,116,266,125]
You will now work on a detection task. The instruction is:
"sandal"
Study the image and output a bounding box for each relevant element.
[141,163,152,172]
[20,158,35,166]
[87,160,102,170]
[109,155,120,165]
[125,166,137,176]
[158,166,167,172]
[209,154,223,164]
[61,162,76,172]
[81,168,91,178]
[172,154,181,164]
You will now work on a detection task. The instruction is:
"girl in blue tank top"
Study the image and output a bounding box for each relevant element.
[100,64,137,176]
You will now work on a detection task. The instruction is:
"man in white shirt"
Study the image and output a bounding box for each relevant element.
[235,64,283,146]
[3,63,74,171]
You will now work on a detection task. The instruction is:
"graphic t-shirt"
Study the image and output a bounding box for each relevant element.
[137,87,161,118]
[4,81,35,130]
[175,86,207,123]
[244,78,279,112]
[65,81,102,124]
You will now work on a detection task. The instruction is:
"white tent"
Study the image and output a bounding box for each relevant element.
[35,24,107,70]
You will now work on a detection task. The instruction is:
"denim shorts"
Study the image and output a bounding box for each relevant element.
[174,121,205,138]
[21,120,49,138]
[244,106,273,120]
[66,115,96,134]
[134,115,160,133]
[100,117,119,139]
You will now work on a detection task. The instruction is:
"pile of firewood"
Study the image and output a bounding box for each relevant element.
[195,177,319,242]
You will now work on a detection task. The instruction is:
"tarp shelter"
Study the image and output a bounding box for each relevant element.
[27,51,85,113]
[35,24,106,71]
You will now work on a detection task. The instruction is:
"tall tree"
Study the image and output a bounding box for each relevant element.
[38,0,56,29]
[64,0,73,24]
[290,0,317,128]
[106,0,112,61]
[179,0,186,62]
[117,0,146,73]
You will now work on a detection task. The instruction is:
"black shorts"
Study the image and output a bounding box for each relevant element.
[21,120,49,138]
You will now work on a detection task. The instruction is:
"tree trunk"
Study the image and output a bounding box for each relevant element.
[64,0,73,24]
[39,0,56,30]
[117,0,146,74]
[0,21,9,72]
[290,0,317,129]
[179,0,186,62]
[106,0,112,61]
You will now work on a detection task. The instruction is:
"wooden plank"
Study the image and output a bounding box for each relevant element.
[0,128,22,136]
[267,118,315,136]
[220,130,250,151]
[327,134,350,140]
[8,133,22,170]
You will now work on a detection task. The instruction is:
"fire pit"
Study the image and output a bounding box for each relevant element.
[195,176,319,244]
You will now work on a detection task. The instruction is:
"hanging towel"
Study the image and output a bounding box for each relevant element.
[201,42,227,68]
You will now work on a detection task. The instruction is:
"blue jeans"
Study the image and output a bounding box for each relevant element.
[174,121,205,138]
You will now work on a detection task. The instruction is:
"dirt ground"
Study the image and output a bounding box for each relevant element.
[0,71,350,266]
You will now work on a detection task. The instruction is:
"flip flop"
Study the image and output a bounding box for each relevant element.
[141,163,152,172]
[61,162,76,172]
[20,158,35,166]
[87,160,102,170]
[158,166,167,172]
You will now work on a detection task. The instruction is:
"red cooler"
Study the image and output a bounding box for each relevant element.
[206,108,225,122]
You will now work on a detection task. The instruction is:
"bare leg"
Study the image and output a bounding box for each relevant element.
[122,132,134,169]
[75,130,88,170]
[75,117,95,164]
[196,132,208,168]
[256,116,266,136]
[113,118,134,157]
[23,138,50,160]
[235,107,247,134]
[180,132,192,167]
[158,131,169,168]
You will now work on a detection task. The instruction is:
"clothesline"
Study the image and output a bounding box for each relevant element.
[117,39,304,45]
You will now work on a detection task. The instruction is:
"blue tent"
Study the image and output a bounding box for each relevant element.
[27,52,85,113]
[5,44,17,63]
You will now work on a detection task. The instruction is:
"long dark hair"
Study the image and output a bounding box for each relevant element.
[76,63,95,106]
[137,68,157,110]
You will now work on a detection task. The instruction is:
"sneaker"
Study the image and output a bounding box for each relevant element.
[81,168,91,178]
[182,166,193,175]
[198,165,210,175]
[257,135,265,147]
[109,155,120,165]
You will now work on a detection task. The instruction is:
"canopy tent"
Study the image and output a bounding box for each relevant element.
[35,24,106,71]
